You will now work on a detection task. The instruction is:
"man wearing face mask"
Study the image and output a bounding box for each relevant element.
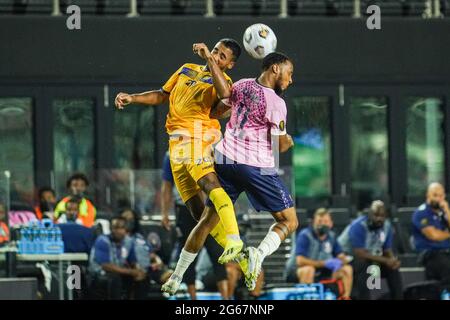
[412,182,450,290]
[295,208,353,299]
[54,173,97,227]
[338,200,403,300]
[34,187,57,220]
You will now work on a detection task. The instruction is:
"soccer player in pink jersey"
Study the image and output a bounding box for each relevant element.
[207,52,298,290]
[164,52,298,294]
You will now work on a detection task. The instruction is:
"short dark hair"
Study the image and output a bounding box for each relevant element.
[313,208,330,219]
[66,173,89,189]
[38,186,55,199]
[119,207,141,235]
[261,52,292,71]
[219,38,241,62]
[111,216,127,226]
[66,196,81,207]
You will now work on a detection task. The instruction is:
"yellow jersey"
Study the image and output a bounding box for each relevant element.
[162,63,232,136]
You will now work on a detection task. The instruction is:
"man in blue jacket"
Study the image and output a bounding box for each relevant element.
[295,208,353,299]
[412,182,450,289]
[338,200,403,300]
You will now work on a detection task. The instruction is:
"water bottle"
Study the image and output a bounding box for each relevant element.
[34,228,42,254]
[48,227,56,250]
[19,228,26,253]
[441,290,450,300]
[40,228,48,254]
[24,228,31,254]
[324,289,337,300]
[31,227,39,254]
[55,227,64,253]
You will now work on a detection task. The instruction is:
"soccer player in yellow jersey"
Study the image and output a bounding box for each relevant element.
[114,39,244,294]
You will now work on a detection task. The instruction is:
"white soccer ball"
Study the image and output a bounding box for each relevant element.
[242,23,277,60]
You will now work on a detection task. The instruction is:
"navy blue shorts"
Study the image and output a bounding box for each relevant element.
[207,152,294,212]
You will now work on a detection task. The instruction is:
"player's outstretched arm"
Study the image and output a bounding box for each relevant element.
[114,90,169,109]
[193,43,231,99]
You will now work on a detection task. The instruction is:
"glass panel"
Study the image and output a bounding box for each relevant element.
[0,98,34,204]
[291,97,331,197]
[350,97,388,209]
[95,169,161,217]
[406,97,444,196]
[53,98,95,197]
[114,106,156,169]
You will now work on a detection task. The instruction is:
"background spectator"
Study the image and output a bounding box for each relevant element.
[56,197,83,225]
[58,197,95,254]
[54,173,96,227]
[121,208,172,292]
[412,182,450,290]
[338,200,403,299]
[34,187,57,220]
[88,217,146,299]
[0,203,10,245]
[295,208,352,299]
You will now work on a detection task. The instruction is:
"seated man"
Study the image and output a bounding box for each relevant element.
[57,197,95,254]
[0,203,10,245]
[338,200,403,300]
[56,197,84,225]
[34,187,57,220]
[89,217,147,300]
[296,208,352,299]
[120,208,172,291]
[412,182,450,289]
[54,173,96,227]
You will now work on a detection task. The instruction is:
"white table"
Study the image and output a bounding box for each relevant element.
[16,253,88,300]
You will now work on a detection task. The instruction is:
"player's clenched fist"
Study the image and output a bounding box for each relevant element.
[286,134,294,148]
[115,92,133,109]
[193,43,211,60]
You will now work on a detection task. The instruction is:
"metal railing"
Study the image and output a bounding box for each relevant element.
[127,0,140,17]
[32,0,449,19]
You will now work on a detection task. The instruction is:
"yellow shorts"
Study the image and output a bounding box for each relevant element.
[169,137,216,203]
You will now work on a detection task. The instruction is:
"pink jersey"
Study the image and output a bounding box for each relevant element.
[215,78,287,168]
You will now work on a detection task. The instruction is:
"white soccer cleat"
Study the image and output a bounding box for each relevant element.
[243,246,262,291]
[161,274,182,296]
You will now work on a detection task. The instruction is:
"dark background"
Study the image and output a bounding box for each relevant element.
[1,17,450,83]
[1,16,449,206]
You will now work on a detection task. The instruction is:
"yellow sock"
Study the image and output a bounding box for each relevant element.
[209,220,227,248]
[209,188,240,237]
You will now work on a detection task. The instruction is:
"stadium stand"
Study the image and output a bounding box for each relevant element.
[0,0,445,16]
